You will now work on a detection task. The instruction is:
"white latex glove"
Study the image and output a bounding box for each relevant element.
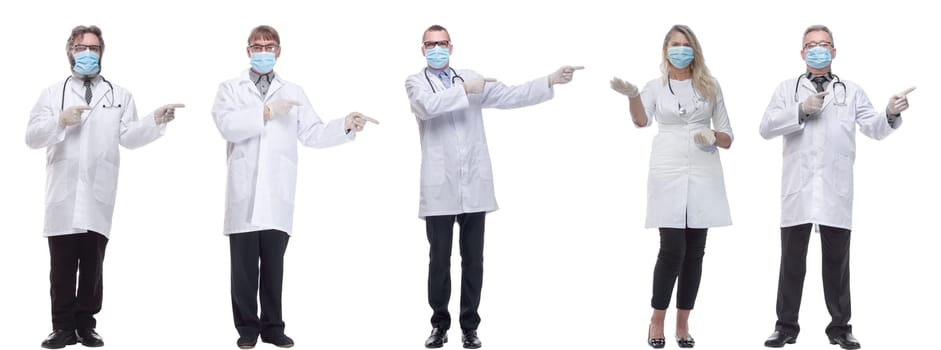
[610,77,639,97]
[344,112,380,132]
[799,91,829,117]
[886,86,915,115]
[59,105,92,127]
[153,104,185,125]
[464,77,497,94]
[548,65,585,86]
[693,129,716,146]
[265,99,301,121]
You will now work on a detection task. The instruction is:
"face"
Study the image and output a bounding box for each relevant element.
[69,33,102,59]
[801,30,836,61]
[246,37,281,58]
[421,30,451,57]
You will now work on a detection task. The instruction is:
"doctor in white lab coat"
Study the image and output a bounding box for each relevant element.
[211,25,377,350]
[26,25,182,349]
[760,25,913,350]
[610,25,732,349]
[406,24,582,350]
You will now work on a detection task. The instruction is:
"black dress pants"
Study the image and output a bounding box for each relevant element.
[651,228,707,310]
[48,231,108,330]
[230,230,290,338]
[426,212,485,331]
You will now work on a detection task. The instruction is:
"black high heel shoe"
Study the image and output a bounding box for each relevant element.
[676,334,695,348]
[648,325,665,349]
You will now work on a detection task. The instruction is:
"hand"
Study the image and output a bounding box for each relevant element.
[799,91,829,116]
[153,104,185,125]
[463,77,497,94]
[345,112,380,132]
[886,86,915,115]
[693,129,716,146]
[610,77,639,97]
[59,105,92,127]
[548,65,584,86]
[265,99,301,121]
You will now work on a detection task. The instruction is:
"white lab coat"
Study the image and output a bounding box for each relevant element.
[26,76,166,238]
[212,70,353,235]
[760,76,900,230]
[639,78,733,229]
[405,67,554,218]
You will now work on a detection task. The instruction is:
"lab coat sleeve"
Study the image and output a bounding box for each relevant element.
[119,95,166,150]
[26,87,68,149]
[712,80,733,141]
[406,75,470,120]
[296,91,354,148]
[212,82,265,142]
[478,76,554,110]
[759,81,804,139]
[853,87,897,140]
[636,80,657,128]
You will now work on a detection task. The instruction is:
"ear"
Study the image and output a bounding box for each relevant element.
[830,48,837,60]
[800,49,806,61]
[275,47,281,59]
[246,47,252,59]
[421,46,427,56]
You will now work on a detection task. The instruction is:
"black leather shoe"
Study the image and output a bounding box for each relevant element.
[424,328,447,348]
[764,331,797,347]
[462,330,482,349]
[676,334,695,348]
[261,333,294,348]
[237,334,258,349]
[41,329,78,349]
[76,328,104,347]
[648,324,665,349]
[829,333,861,349]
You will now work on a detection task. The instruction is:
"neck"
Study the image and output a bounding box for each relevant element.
[429,65,449,72]
[251,69,273,76]
[807,66,831,77]
[669,68,691,80]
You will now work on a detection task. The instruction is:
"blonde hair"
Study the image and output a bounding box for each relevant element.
[659,25,716,103]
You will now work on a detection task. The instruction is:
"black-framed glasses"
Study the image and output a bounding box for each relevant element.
[248,44,280,53]
[71,45,102,53]
[423,40,450,49]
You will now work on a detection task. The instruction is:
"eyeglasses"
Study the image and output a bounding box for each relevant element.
[803,41,833,50]
[423,40,450,49]
[71,45,102,53]
[248,44,280,53]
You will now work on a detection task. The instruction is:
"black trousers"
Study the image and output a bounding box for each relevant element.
[426,212,485,331]
[651,228,707,310]
[775,223,852,337]
[48,231,108,330]
[230,230,290,338]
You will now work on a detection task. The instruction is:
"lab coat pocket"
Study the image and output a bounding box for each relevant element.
[45,160,71,205]
[834,154,853,198]
[476,146,493,181]
[228,155,251,201]
[421,146,445,186]
[279,155,298,205]
[92,159,119,206]
[781,153,803,197]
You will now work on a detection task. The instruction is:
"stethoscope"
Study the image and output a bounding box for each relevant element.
[424,67,465,93]
[794,72,847,106]
[667,78,704,116]
[60,75,120,111]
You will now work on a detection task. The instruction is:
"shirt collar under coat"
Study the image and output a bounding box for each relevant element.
[240,69,282,100]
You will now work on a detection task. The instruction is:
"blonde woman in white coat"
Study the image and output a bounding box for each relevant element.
[610,24,733,349]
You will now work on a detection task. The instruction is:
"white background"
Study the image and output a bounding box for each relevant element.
[2,0,938,349]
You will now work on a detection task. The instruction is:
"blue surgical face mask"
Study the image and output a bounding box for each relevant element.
[250,52,277,74]
[805,46,832,69]
[73,50,100,76]
[667,46,694,69]
[425,47,449,69]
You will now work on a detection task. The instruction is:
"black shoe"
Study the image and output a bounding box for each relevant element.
[829,332,861,349]
[76,328,104,347]
[462,330,482,349]
[676,334,695,348]
[260,333,294,348]
[764,331,797,348]
[41,330,78,349]
[237,334,258,349]
[648,324,665,349]
[424,328,448,348]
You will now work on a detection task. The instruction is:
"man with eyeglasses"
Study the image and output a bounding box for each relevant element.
[212,25,378,349]
[26,25,183,349]
[405,24,583,349]
[760,24,915,350]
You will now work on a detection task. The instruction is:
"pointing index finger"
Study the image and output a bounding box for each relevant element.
[896,86,916,97]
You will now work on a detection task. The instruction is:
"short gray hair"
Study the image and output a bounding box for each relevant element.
[803,24,834,48]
